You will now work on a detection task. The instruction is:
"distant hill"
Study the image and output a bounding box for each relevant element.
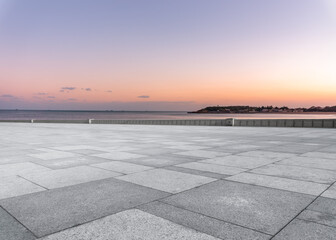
[189,105,336,114]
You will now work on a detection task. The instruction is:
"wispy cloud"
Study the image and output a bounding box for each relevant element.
[137,95,150,99]
[36,92,48,95]
[1,94,14,98]
[60,87,76,92]
[106,90,112,93]
[47,96,56,99]
[85,88,91,91]
[68,98,77,101]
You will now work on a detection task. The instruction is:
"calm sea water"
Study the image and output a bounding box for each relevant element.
[0,110,336,120]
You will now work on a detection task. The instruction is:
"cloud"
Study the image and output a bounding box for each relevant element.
[137,95,150,99]
[47,96,56,99]
[60,87,76,92]
[106,90,112,93]
[85,88,91,91]
[36,92,48,95]
[68,98,77,101]
[1,94,14,98]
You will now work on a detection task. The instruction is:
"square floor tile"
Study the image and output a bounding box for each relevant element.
[92,161,152,174]
[28,151,80,160]
[227,173,328,196]
[251,164,336,184]
[116,169,216,193]
[20,166,121,189]
[201,155,278,169]
[272,219,336,240]
[176,162,246,175]
[322,183,336,199]
[138,201,270,240]
[40,209,220,240]
[93,152,146,161]
[161,180,314,235]
[0,162,50,177]
[0,178,169,237]
[0,176,45,200]
[173,150,231,158]
[277,156,336,171]
[0,207,35,240]
[238,151,296,159]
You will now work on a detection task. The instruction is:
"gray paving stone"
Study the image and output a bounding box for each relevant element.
[308,197,336,215]
[165,145,212,150]
[0,178,169,237]
[0,162,50,178]
[40,209,220,240]
[67,149,108,155]
[116,169,216,193]
[322,183,336,199]
[201,155,278,169]
[264,144,323,154]
[298,210,336,228]
[251,164,336,184]
[0,155,42,165]
[173,150,231,158]
[91,161,153,174]
[31,155,109,169]
[301,151,336,160]
[93,151,146,160]
[164,165,231,179]
[129,147,180,156]
[277,156,336,171]
[238,151,297,159]
[162,180,314,235]
[227,173,328,196]
[0,207,36,240]
[176,162,246,175]
[20,166,121,189]
[122,155,197,167]
[138,201,271,240]
[272,219,336,240]
[28,151,80,160]
[0,176,45,200]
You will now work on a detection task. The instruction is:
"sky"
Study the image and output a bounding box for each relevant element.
[0,0,335,111]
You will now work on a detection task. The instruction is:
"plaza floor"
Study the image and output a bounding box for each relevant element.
[0,122,336,239]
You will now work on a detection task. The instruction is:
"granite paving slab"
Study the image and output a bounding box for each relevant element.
[301,152,336,160]
[138,201,271,240]
[0,162,50,178]
[298,210,336,228]
[0,207,36,240]
[238,151,297,159]
[176,162,246,175]
[0,176,45,200]
[227,173,329,196]
[276,156,336,171]
[28,151,80,160]
[40,209,220,240]
[272,219,336,240]
[251,164,336,184]
[161,180,315,235]
[91,161,153,174]
[93,151,146,161]
[201,155,278,169]
[122,155,198,167]
[116,169,216,193]
[164,165,231,179]
[31,155,110,169]
[173,150,231,158]
[20,166,121,189]
[0,178,170,237]
[67,149,109,155]
[322,183,336,199]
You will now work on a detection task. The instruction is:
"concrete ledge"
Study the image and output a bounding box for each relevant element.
[0,118,335,128]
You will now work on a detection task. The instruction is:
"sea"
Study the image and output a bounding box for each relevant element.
[0,110,336,120]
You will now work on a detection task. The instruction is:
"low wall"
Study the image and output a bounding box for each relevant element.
[0,118,335,128]
[233,119,336,128]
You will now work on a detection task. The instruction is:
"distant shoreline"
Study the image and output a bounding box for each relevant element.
[188,112,336,115]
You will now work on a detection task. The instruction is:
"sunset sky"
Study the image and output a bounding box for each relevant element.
[0,0,335,111]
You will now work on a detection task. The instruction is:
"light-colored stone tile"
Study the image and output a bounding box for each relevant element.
[277,156,336,171]
[227,173,328,196]
[238,151,296,159]
[322,183,336,199]
[0,162,50,177]
[176,162,246,175]
[94,152,146,161]
[0,176,45,200]
[28,151,80,160]
[251,164,336,184]
[41,209,220,240]
[92,161,153,174]
[201,155,278,169]
[174,150,231,158]
[301,152,336,160]
[116,169,216,193]
[21,166,121,189]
